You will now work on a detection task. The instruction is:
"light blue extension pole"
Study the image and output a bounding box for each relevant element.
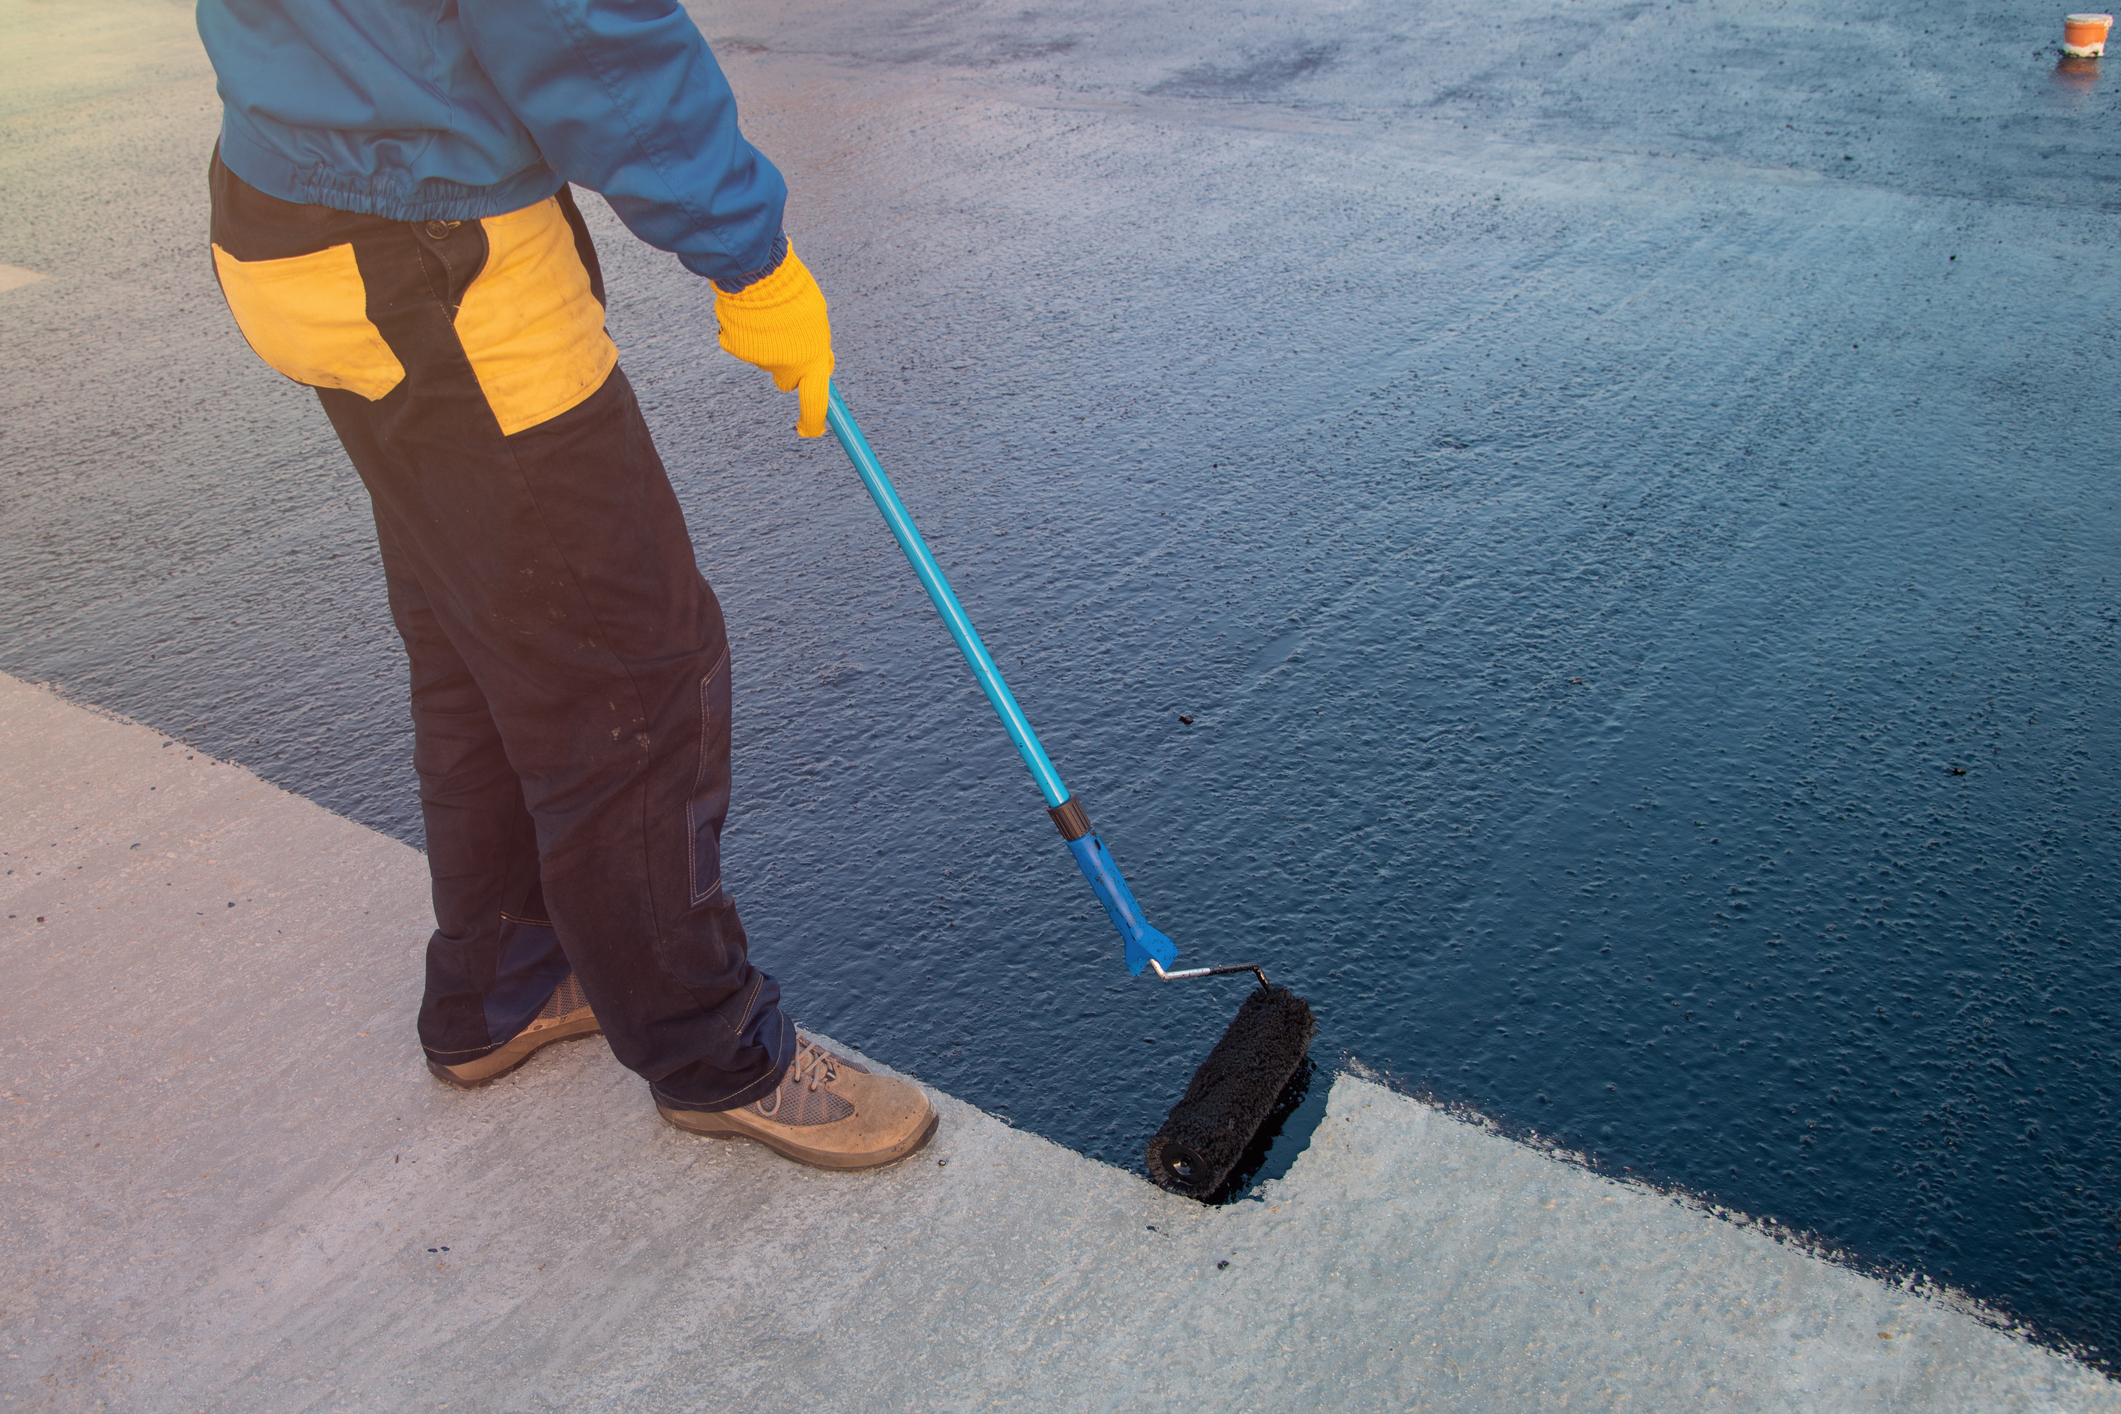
[824,381,1180,976]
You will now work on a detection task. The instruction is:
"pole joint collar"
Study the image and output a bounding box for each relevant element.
[1048,796,1093,841]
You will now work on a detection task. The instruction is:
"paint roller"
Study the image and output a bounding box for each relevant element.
[826,385,1315,1200]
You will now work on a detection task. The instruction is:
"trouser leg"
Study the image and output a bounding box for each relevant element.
[373,507,568,1061]
[321,370,793,1110]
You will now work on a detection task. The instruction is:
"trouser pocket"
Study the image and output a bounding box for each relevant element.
[213,237,409,399]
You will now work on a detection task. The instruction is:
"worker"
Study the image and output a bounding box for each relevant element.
[195,0,937,1169]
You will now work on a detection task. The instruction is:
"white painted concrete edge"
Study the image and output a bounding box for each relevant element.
[3,671,2114,1413]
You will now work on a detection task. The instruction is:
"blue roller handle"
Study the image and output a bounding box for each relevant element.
[825,382,1178,975]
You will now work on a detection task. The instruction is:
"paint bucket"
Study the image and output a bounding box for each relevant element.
[2063,12,2112,56]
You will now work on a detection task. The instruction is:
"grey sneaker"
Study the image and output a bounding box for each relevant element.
[426,974,601,1088]
[658,1033,938,1170]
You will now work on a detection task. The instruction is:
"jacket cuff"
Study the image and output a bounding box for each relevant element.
[710,231,789,294]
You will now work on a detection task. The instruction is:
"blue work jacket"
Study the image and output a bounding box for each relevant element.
[196,0,787,284]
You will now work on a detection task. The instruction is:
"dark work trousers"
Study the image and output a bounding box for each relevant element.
[208,156,792,1110]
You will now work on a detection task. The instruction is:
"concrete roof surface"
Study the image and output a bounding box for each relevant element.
[5,672,2114,1411]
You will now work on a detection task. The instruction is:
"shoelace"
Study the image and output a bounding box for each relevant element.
[753,1036,841,1118]
[787,1035,840,1092]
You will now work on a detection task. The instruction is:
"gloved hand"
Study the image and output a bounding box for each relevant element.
[714,243,835,437]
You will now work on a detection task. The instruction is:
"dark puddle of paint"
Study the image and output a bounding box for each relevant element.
[1208,1054,1332,1204]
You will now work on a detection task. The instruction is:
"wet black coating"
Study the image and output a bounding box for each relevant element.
[1147,986,1315,1199]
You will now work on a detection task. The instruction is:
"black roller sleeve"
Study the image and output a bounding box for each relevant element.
[1145,985,1315,1199]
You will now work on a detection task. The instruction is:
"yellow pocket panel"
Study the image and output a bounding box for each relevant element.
[456,199,618,436]
[211,242,405,400]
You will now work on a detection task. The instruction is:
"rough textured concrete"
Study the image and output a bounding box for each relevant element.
[4,671,2114,1412]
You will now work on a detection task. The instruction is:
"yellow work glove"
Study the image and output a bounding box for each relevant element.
[714,243,835,437]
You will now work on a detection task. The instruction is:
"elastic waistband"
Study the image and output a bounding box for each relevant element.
[217,118,565,228]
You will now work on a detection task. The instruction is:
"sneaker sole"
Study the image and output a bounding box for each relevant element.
[426,1016,603,1089]
[661,1102,940,1171]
